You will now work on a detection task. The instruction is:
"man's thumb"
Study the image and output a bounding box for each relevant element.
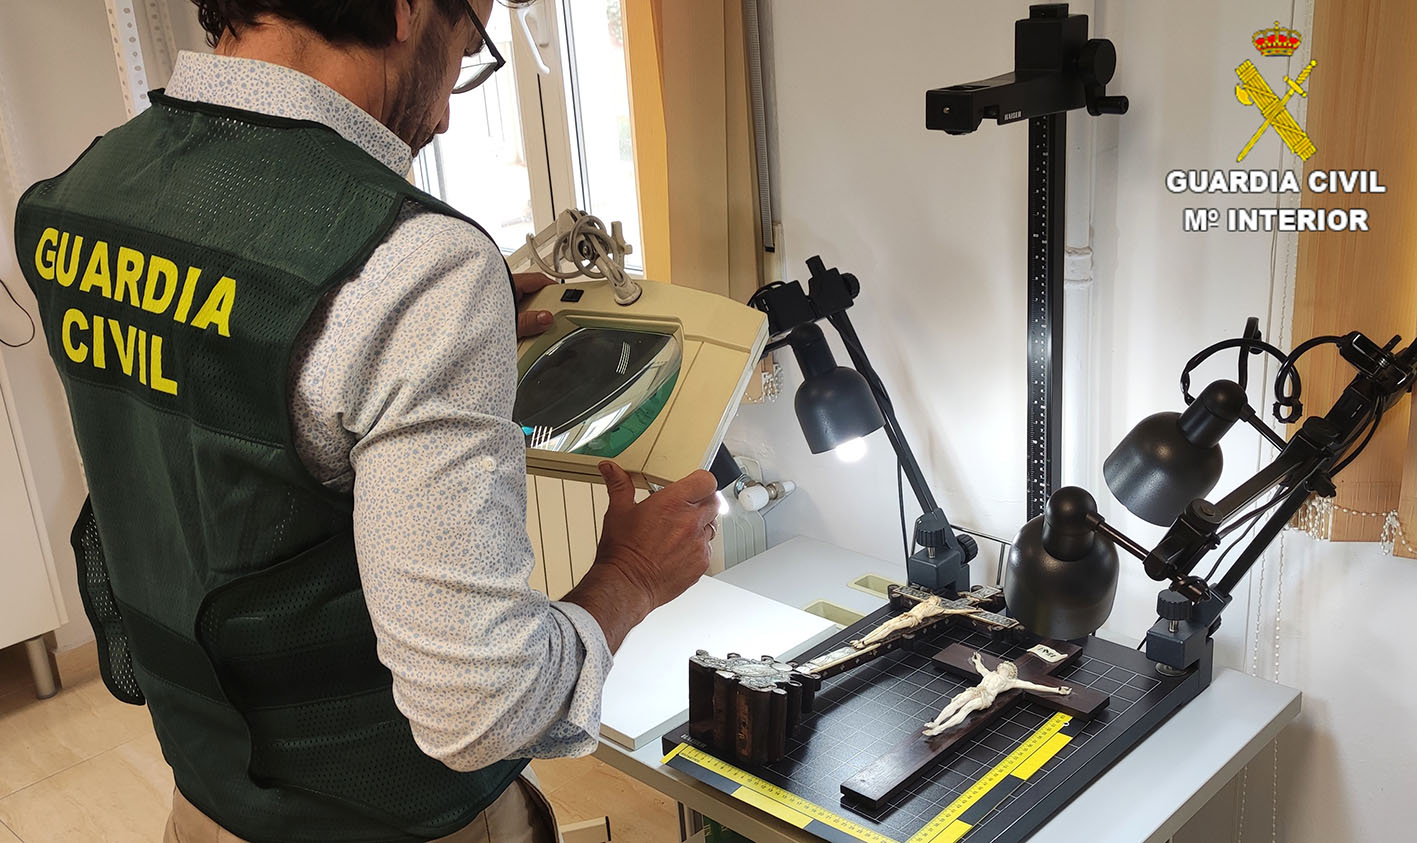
[598,461,635,504]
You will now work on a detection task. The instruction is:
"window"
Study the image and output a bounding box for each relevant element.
[415,0,642,270]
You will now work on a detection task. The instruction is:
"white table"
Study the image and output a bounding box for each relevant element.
[595,537,1301,843]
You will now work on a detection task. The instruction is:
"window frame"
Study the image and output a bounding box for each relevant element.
[420,0,642,272]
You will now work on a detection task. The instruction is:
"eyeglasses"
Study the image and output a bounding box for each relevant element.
[453,3,507,94]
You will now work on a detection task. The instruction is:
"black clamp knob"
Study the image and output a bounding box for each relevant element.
[1078,39,1129,116]
[1156,589,1193,622]
[913,511,952,550]
[956,533,979,563]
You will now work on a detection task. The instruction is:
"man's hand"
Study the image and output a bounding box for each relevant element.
[562,462,719,651]
[513,272,557,338]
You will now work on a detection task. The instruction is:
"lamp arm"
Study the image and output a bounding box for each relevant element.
[1139,336,1415,589]
[826,310,941,516]
[1208,447,1314,524]
[1240,404,1290,450]
[1139,419,1344,584]
[1087,515,1151,563]
[1210,341,1404,601]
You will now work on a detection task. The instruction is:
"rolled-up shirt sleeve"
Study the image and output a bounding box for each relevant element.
[290,207,612,772]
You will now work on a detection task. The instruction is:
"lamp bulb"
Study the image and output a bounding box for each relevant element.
[833,437,868,464]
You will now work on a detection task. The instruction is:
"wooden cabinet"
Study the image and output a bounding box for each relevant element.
[0,373,66,653]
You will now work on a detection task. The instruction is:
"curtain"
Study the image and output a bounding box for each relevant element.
[1292,0,1417,555]
[622,0,765,304]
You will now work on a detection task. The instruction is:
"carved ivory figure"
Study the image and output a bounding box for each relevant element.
[923,652,1072,736]
[851,596,979,649]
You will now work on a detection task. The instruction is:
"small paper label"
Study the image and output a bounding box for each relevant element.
[1028,644,1067,663]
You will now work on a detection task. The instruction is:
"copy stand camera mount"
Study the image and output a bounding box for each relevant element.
[927,2,1128,519]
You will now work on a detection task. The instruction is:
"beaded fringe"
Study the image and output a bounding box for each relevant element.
[1291,496,1415,557]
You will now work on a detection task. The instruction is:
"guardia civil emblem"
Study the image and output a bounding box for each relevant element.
[1235,21,1317,163]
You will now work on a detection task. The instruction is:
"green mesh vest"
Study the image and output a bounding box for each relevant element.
[14,91,527,843]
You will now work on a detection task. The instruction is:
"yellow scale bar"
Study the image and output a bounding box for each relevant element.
[664,744,901,843]
[663,711,1074,843]
[906,712,1074,843]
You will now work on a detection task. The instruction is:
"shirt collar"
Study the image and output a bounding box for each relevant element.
[164,51,413,175]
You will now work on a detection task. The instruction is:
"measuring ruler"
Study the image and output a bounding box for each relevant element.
[907,712,1074,843]
[664,743,900,843]
[1025,111,1066,519]
[665,711,1074,843]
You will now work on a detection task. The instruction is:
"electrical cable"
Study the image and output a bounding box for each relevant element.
[521,210,640,304]
[1176,326,1345,426]
[897,461,909,563]
[1205,489,1282,581]
[1270,334,1344,423]
[0,279,36,348]
[1237,317,1262,391]
[1179,336,1289,405]
[1217,486,1292,540]
[1205,412,1385,599]
[1330,403,1383,476]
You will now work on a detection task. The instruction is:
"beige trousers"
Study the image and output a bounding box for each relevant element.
[163,775,559,843]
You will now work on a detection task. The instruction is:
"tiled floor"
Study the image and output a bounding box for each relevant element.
[0,644,679,842]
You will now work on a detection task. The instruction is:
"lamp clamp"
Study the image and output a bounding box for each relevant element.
[1144,585,1229,673]
[749,256,860,338]
[1141,500,1222,582]
[907,509,979,597]
[1338,330,1417,392]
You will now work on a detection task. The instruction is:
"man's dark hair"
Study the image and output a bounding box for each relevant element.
[190,0,524,48]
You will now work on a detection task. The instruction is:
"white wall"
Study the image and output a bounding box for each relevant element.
[745,1,1415,841]
[732,0,1046,571]
[0,0,202,652]
[0,0,133,651]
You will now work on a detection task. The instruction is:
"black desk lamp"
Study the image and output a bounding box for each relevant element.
[709,322,885,493]
[1004,486,1119,640]
[1102,379,1247,526]
[751,257,979,595]
[1007,324,1417,671]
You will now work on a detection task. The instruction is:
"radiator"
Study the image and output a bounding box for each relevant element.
[525,476,768,599]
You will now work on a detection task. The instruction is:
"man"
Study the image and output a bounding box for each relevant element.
[14,1,718,840]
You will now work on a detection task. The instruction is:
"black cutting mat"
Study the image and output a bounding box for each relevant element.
[664,602,1213,843]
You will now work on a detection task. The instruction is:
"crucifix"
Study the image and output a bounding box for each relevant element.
[687,585,1021,767]
[840,641,1109,808]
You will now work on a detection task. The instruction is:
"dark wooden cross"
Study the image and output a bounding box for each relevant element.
[840,641,1109,808]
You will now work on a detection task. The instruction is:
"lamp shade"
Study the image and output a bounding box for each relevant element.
[789,324,885,454]
[1103,379,1246,526]
[710,444,743,491]
[1004,487,1118,640]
